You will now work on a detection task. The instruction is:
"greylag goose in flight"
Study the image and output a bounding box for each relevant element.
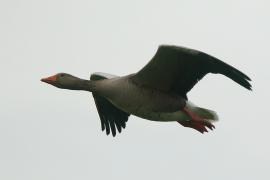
[41,45,252,136]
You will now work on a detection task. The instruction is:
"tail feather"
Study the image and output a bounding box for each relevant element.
[194,107,219,122]
[186,101,218,122]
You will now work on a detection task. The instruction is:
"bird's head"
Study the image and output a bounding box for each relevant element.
[41,73,84,90]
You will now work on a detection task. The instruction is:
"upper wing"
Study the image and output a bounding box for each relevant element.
[90,72,130,137]
[131,45,252,98]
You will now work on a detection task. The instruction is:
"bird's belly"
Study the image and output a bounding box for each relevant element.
[108,95,189,122]
[131,108,190,122]
[96,77,187,121]
[107,90,185,120]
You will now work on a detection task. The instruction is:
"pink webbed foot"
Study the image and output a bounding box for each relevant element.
[179,107,215,133]
[178,120,215,134]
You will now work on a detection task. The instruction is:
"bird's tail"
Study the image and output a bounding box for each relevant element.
[186,101,219,122]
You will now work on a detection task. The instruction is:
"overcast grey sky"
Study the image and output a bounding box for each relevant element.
[0,0,269,179]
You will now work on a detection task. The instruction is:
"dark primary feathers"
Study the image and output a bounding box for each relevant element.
[132,45,252,98]
[91,73,130,137]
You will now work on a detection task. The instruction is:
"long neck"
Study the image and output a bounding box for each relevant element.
[68,78,96,92]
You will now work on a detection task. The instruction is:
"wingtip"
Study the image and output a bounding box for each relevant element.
[245,80,253,91]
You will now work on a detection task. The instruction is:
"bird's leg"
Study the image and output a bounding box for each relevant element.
[178,107,215,133]
[182,107,204,122]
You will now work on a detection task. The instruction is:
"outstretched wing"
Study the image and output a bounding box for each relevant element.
[131,45,252,98]
[91,72,130,137]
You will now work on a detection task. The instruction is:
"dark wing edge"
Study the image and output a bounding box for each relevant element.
[91,73,130,137]
[131,45,252,97]
[92,94,129,137]
[204,53,252,90]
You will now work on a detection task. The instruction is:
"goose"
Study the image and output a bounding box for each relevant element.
[41,45,252,136]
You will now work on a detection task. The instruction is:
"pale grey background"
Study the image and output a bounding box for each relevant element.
[0,0,269,180]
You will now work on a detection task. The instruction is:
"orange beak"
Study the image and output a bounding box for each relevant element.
[41,75,57,83]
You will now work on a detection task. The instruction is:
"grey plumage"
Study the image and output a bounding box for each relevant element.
[42,45,252,136]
